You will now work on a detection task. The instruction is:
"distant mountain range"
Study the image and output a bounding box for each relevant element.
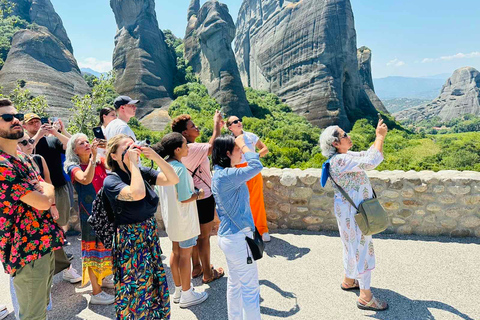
[80,68,103,78]
[373,74,450,100]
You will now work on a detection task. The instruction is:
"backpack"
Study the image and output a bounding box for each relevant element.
[87,173,120,249]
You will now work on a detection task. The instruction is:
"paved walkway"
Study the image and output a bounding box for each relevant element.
[1,230,479,320]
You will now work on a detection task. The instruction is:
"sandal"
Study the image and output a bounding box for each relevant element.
[341,280,360,291]
[357,296,388,311]
[202,267,225,284]
[0,305,8,320]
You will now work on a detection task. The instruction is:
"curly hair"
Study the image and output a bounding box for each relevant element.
[171,114,191,133]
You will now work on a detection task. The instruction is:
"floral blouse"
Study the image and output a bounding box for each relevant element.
[0,150,64,275]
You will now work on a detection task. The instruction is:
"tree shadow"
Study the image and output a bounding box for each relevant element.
[364,288,476,320]
[264,235,311,261]
[259,279,300,318]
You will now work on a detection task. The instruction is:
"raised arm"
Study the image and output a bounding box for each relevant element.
[117,148,146,201]
[227,134,263,184]
[208,110,224,156]
[71,140,99,186]
[141,147,179,186]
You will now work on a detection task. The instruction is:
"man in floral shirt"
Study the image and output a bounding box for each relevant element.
[0,99,64,320]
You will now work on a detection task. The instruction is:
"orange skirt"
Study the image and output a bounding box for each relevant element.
[236,162,269,234]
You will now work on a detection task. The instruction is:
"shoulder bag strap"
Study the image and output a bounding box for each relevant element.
[328,169,378,211]
[188,165,211,189]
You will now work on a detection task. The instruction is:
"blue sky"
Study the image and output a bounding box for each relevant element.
[50,0,480,79]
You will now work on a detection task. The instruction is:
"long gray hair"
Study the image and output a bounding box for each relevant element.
[64,133,90,172]
[319,125,341,158]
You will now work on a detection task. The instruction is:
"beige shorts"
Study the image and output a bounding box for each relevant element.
[55,184,71,227]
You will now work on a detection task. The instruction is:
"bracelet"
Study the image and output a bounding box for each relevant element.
[196,192,200,200]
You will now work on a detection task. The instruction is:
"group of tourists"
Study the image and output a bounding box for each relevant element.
[0,91,389,319]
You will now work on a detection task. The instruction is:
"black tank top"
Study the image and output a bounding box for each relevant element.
[32,155,45,179]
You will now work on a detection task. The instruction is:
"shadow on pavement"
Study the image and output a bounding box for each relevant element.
[259,279,300,318]
[264,236,311,261]
[366,288,476,320]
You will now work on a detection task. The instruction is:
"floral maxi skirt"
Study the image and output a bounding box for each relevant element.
[113,217,170,320]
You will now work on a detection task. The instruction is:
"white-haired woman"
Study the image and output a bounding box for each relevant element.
[64,134,114,305]
[319,119,388,311]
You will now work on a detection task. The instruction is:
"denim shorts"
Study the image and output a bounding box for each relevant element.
[179,236,198,249]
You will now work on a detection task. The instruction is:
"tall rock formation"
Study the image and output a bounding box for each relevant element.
[395,67,480,122]
[357,46,388,113]
[11,0,73,53]
[0,27,90,118]
[184,0,252,118]
[110,0,176,120]
[235,0,379,129]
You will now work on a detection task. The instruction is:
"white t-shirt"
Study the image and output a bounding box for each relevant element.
[156,161,200,242]
[240,131,259,164]
[104,118,136,141]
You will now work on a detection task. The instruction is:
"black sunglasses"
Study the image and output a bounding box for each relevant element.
[230,119,242,125]
[1,113,24,122]
[18,138,35,146]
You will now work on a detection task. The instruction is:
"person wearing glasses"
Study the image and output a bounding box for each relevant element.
[104,96,139,141]
[319,120,388,311]
[226,116,271,242]
[0,99,64,320]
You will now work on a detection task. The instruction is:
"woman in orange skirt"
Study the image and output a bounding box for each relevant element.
[226,116,271,242]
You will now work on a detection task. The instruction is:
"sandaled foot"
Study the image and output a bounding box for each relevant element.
[341,280,360,291]
[357,296,388,311]
[203,267,225,284]
[192,264,203,278]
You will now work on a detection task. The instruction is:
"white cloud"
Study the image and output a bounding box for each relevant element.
[422,51,480,63]
[386,58,406,67]
[78,57,112,73]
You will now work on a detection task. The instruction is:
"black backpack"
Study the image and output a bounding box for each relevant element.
[87,173,120,249]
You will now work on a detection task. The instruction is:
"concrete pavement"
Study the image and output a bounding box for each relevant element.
[1,230,479,320]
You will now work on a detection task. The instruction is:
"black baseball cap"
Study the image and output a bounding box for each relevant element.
[114,96,140,109]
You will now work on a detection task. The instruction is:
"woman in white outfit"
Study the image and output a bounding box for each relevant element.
[211,134,263,320]
[319,119,389,311]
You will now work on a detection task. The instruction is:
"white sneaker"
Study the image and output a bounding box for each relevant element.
[173,286,182,304]
[179,287,208,308]
[101,277,115,289]
[63,266,82,284]
[0,305,8,320]
[90,291,115,305]
[262,232,271,242]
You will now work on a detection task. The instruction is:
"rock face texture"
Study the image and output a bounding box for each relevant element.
[0,27,90,118]
[12,0,73,53]
[235,0,379,129]
[395,67,480,122]
[357,46,388,113]
[184,0,252,118]
[110,0,176,120]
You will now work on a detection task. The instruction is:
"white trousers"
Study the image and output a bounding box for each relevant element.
[358,270,372,290]
[218,229,261,320]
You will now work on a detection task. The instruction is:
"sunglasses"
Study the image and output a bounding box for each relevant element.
[1,113,24,122]
[18,138,35,146]
[340,132,348,139]
[230,119,242,125]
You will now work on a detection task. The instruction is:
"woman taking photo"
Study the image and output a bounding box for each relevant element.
[319,119,388,311]
[153,133,208,308]
[226,116,270,242]
[104,134,179,319]
[211,134,263,320]
[64,133,115,305]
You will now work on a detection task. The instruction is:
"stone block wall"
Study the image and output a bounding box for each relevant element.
[262,169,480,238]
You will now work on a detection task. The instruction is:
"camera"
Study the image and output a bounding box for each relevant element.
[135,139,151,148]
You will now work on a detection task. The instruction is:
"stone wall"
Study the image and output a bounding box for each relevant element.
[262,169,480,238]
[68,169,480,238]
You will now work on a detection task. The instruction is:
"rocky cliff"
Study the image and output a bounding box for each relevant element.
[184,0,252,118]
[395,67,480,122]
[11,0,73,53]
[235,0,379,129]
[0,27,90,118]
[357,46,388,113]
[110,0,176,122]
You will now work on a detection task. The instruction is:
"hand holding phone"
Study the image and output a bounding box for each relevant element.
[40,117,49,125]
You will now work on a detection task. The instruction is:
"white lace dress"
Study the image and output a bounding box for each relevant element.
[329,146,383,278]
